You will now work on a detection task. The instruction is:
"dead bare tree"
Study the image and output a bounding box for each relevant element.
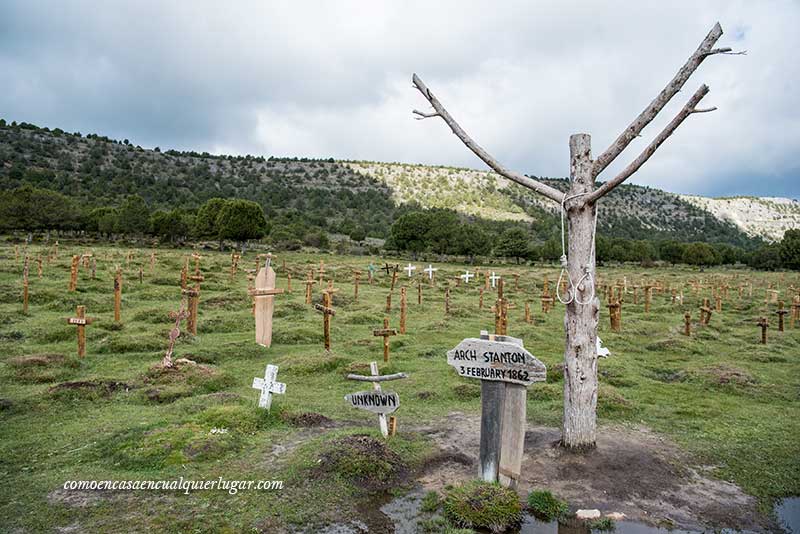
[413,23,739,449]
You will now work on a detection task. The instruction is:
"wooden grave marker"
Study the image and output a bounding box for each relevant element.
[304,272,317,305]
[66,305,95,357]
[404,263,416,278]
[373,318,398,362]
[399,287,408,334]
[345,362,407,437]
[489,272,501,289]
[699,298,713,326]
[683,311,692,336]
[251,364,286,410]
[314,292,336,351]
[460,271,474,284]
[68,255,79,291]
[249,254,284,348]
[776,301,788,332]
[757,316,769,344]
[113,267,122,323]
[447,330,546,487]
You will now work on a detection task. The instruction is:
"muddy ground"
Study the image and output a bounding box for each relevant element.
[416,412,778,532]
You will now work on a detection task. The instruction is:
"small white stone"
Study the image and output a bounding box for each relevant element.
[576,509,602,520]
[605,512,626,520]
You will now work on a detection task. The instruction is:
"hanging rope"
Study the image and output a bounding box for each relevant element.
[556,193,597,306]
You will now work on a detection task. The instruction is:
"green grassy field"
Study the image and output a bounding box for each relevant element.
[0,244,798,532]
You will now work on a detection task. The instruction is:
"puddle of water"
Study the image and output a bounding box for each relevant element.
[319,486,778,533]
[777,497,800,534]
[519,515,695,534]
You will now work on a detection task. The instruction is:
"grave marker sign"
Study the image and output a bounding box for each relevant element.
[447,331,546,487]
[66,305,95,358]
[345,361,407,437]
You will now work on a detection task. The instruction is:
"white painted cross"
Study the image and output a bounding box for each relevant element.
[460,271,474,284]
[423,264,437,280]
[489,272,501,288]
[251,364,286,410]
[404,263,416,277]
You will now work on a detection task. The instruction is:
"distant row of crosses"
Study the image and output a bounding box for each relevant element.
[399,263,502,287]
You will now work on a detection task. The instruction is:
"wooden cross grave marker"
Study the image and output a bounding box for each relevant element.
[447,330,546,488]
[345,362,407,437]
[304,272,317,305]
[373,318,399,362]
[324,280,340,306]
[699,298,713,326]
[460,271,474,284]
[757,316,769,345]
[317,260,326,285]
[249,254,284,348]
[404,263,416,278]
[776,301,788,333]
[684,311,692,336]
[66,305,96,358]
[314,292,336,351]
[251,364,286,410]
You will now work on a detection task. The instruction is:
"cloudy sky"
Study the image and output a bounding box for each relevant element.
[2,1,798,197]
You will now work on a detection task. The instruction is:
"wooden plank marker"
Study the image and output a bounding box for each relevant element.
[314,292,336,351]
[447,331,546,487]
[249,254,284,348]
[373,318,398,362]
[251,364,286,410]
[345,361,407,437]
[66,305,95,358]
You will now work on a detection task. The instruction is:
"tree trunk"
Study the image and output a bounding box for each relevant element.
[561,134,600,450]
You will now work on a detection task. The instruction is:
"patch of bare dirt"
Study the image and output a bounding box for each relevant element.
[414,412,776,533]
[48,380,131,397]
[282,412,333,427]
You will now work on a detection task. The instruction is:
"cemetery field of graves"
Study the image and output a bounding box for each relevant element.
[1,243,799,532]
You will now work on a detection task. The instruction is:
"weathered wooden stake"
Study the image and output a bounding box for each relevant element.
[353,270,361,302]
[114,267,122,323]
[67,305,95,358]
[69,255,79,291]
[684,311,692,336]
[385,292,392,313]
[22,256,29,314]
[400,287,407,334]
[445,287,451,315]
[304,276,316,305]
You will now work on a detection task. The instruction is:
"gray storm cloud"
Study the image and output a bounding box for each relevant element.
[1,0,798,197]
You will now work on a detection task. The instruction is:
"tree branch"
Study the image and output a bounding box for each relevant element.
[586,85,712,204]
[412,73,565,203]
[592,22,726,179]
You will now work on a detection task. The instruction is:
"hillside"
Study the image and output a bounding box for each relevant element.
[0,119,794,246]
